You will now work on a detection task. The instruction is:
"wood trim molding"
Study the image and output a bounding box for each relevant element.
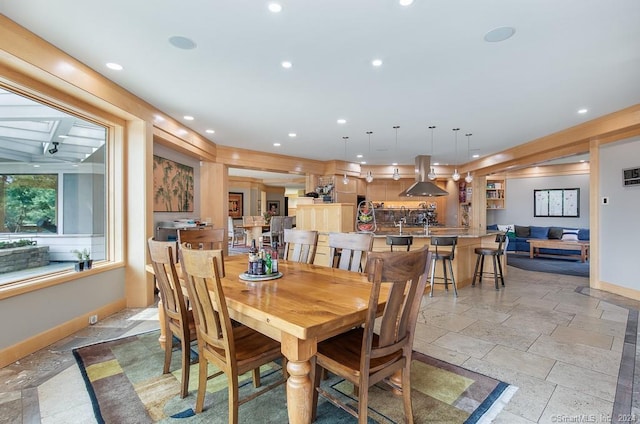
[0,298,126,368]
[505,162,591,179]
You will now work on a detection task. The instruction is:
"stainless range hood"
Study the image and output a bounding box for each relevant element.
[399,155,448,197]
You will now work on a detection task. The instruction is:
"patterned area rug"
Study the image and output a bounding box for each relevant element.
[73,331,516,423]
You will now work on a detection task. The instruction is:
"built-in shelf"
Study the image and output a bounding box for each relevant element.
[486,178,505,209]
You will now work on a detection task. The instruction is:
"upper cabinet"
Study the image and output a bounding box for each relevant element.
[486,177,505,209]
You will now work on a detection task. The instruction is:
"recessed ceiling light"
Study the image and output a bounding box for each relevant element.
[578,108,588,114]
[372,59,383,67]
[183,115,194,121]
[472,154,480,158]
[361,161,367,165]
[399,0,414,5]
[206,129,215,134]
[356,154,363,158]
[337,119,347,124]
[392,162,398,166]
[58,135,68,138]
[33,164,40,168]
[281,61,292,69]
[268,3,282,13]
[273,142,281,147]
[106,62,123,71]
[169,36,197,50]
[433,162,440,166]
[288,133,297,137]
[484,26,516,43]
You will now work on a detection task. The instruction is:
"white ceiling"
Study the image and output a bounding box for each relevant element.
[1,1,639,170]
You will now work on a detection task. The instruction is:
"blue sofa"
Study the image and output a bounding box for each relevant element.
[487,224,590,256]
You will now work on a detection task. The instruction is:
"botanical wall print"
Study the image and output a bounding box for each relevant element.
[153,155,194,212]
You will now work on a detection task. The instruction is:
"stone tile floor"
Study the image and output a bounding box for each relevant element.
[1,265,638,423]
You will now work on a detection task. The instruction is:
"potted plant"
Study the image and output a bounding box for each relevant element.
[71,249,84,271]
[71,248,92,271]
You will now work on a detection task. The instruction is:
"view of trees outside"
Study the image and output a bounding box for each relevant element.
[0,174,57,233]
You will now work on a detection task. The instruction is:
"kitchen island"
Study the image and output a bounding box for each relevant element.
[369,227,504,290]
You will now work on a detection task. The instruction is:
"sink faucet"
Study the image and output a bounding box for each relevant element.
[394,217,406,235]
[422,217,429,235]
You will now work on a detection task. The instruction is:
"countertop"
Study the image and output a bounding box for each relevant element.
[370,227,499,238]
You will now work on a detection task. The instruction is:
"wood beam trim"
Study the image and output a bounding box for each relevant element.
[216,145,326,175]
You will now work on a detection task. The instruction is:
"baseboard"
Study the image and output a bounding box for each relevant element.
[595,280,640,302]
[0,298,126,368]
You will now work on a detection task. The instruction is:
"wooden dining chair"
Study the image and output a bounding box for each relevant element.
[147,238,197,398]
[312,246,432,424]
[328,232,374,272]
[178,228,226,251]
[228,217,246,247]
[179,246,286,420]
[262,216,284,246]
[282,228,318,264]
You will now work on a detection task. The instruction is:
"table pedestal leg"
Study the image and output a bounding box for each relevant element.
[282,333,315,424]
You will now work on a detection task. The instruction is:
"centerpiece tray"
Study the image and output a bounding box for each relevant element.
[239,271,283,282]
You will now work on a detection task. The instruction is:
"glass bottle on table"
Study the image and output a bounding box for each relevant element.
[270,241,278,273]
[248,239,258,274]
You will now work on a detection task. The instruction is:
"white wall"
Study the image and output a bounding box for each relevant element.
[599,138,640,290]
[488,174,590,228]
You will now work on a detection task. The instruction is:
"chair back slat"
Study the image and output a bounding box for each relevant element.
[180,247,232,354]
[283,229,318,264]
[364,247,432,358]
[328,232,373,272]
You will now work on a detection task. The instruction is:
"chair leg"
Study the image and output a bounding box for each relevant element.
[311,360,322,422]
[442,259,448,291]
[357,380,369,424]
[252,367,261,388]
[497,254,505,286]
[492,255,499,290]
[429,258,437,297]
[401,364,414,424]
[195,356,208,413]
[228,374,240,424]
[479,255,485,284]
[179,334,190,398]
[163,324,172,374]
[472,254,481,286]
[447,259,458,297]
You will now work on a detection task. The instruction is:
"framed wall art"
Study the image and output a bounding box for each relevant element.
[229,192,243,218]
[534,188,579,217]
[153,155,194,212]
[267,200,280,216]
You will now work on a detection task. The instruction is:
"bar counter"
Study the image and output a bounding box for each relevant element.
[314,227,504,291]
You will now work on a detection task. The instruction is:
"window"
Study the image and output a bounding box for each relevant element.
[0,87,107,284]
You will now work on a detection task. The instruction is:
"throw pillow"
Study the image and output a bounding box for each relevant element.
[548,227,563,239]
[530,226,549,239]
[561,229,579,241]
[514,225,530,238]
[497,224,514,233]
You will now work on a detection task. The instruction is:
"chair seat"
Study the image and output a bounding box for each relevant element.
[317,327,403,379]
[474,247,501,255]
[204,325,281,365]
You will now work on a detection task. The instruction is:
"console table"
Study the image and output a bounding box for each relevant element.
[528,239,590,262]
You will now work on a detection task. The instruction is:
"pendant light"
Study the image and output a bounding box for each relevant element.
[451,128,460,181]
[464,133,474,183]
[427,125,437,180]
[392,125,401,181]
[342,136,350,185]
[365,131,374,183]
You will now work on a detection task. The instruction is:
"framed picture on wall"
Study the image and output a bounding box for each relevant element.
[153,155,194,212]
[229,192,243,218]
[267,200,280,216]
[533,188,579,217]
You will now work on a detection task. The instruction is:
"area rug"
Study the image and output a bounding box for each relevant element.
[73,331,516,424]
[507,253,589,278]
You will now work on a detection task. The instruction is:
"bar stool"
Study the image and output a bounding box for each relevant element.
[429,236,458,297]
[472,233,508,290]
[386,235,413,251]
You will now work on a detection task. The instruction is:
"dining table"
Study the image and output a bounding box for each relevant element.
[242,223,270,245]
[146,254,389,424]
